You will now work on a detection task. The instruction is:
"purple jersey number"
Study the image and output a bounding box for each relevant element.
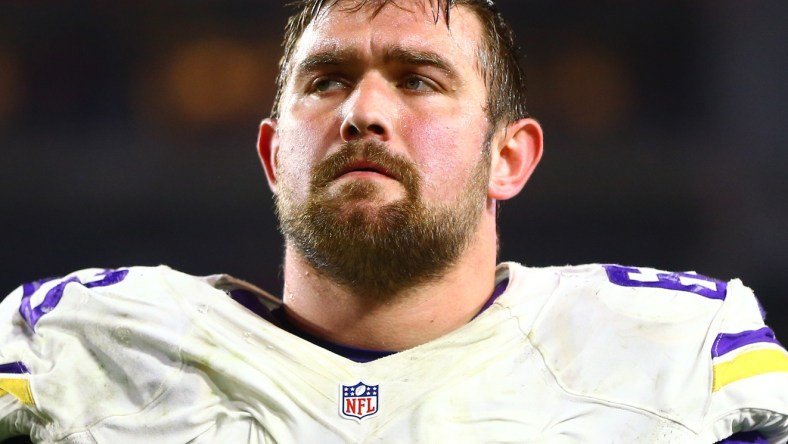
[604,265,727,300]
[19,269,129,329]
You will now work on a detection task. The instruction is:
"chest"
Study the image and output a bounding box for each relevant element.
[160,324,688,444]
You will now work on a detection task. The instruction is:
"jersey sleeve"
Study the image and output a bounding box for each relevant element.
[0,267,196,443]
[703,279,788,442]
[0,279,49,440]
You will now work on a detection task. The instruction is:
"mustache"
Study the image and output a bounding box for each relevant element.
[310,140,420,194]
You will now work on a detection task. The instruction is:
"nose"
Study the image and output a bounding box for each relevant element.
[340,77,394,142]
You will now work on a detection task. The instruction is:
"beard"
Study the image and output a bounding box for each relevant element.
[275,139,490,301]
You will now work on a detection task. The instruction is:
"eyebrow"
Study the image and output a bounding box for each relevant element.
[293,46,458,81]
[295,48,359,76]
[382,47,457,80]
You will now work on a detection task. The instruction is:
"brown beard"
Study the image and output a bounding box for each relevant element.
[275,139,490,301]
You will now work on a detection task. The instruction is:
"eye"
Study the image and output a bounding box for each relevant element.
[401,76,435,92]
[311,78,346,93]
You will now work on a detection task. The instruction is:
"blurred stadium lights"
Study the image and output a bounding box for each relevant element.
[134,37,278,132]
[539,45,636,138]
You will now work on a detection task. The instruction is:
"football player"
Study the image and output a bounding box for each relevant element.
[1,0,786,442]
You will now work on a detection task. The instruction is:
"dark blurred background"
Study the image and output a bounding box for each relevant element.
[1,0,786,344]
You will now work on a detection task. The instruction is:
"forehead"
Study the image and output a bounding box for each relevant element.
[292,1,484,70]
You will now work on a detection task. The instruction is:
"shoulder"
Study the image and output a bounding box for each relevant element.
[1,265,224,331]
[498,262,788,441]
[500,262,740,327]
[0,265,274,441]
[497,262,731,337]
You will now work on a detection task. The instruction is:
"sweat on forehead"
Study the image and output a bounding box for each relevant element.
[272,0,527,127]
[310,0,457,23]
[299,0,482,57]
[300,1,483,50]
[275,1,483,99]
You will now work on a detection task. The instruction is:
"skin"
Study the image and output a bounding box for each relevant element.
[257,0,544,351]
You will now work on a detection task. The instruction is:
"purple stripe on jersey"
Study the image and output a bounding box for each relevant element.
[473,278,509,319]
[0,362,30,374]
[229,289,279,324]
[712,327,782,358]
[19,276,60,328]
[21,276,58,298]
[226,289,395,363]
[604,265,727,300]
[270,306,396,363]
[19,269,129,329]
[255,280,510,363]
[302,332,395,363]
[716,431,769,443]
[20,276,81,328]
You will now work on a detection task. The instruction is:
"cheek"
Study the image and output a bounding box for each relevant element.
[275,123,323,199]
[401,111,488,197]
[276,98,342,190]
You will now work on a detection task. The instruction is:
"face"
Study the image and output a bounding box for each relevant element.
[268,1,497,298]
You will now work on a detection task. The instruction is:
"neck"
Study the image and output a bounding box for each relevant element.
[279,208,499,351]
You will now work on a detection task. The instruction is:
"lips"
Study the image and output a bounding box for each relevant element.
[311,141,416,192]
[336,160,398,181]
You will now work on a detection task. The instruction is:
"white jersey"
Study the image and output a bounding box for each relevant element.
[0,263,786,443]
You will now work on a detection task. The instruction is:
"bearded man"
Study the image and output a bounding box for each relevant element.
[0,1,786,443]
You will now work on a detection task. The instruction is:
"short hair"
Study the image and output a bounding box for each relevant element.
[270,0,529,128]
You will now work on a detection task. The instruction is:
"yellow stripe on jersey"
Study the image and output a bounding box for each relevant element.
[713,348,788,392]
[0,377,35,406]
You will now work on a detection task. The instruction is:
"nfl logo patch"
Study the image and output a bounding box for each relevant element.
[340,382,379,421]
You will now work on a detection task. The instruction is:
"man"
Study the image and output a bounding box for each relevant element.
[1,0,786,442]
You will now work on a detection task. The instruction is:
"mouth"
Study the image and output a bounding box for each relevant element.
[336,160,398,181]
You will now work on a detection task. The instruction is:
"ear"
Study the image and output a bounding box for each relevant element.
[257,118,279,193]
[488,118,543,201]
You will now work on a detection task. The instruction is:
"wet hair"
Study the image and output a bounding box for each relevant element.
[270,0,529,128]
